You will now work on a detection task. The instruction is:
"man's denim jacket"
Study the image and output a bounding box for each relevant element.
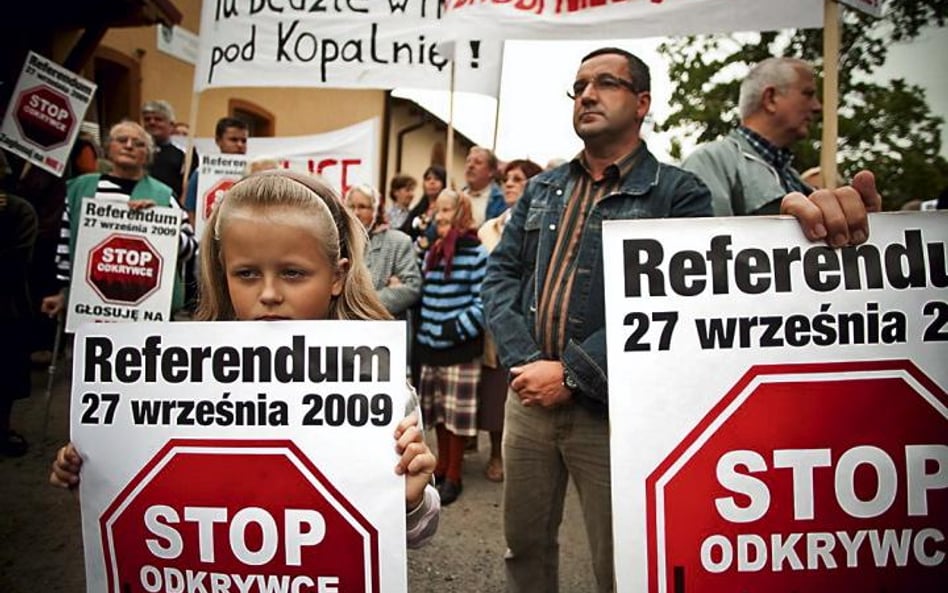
[483,145,712,415]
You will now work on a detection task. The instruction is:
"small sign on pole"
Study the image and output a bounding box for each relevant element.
[0,52,96,176]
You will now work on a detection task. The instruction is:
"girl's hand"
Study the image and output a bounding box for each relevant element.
[386,276,403,287]
[50,443,82,488]
[394,413,435,511]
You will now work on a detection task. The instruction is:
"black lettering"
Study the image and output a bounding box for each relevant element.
[84,337,114,382]
[623,239,664,297]
[734,248,771,294]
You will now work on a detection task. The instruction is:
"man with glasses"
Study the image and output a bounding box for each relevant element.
[40,121,196,318]
[483,47,879,593]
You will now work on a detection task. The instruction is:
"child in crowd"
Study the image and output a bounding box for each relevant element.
[386,174,417,231]
[415,190,488,505]
[50,169,440,547]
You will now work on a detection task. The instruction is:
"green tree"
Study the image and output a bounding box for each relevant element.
[658,0,948,210]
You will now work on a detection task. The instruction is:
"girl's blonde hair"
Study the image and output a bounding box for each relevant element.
[196,169,391,322]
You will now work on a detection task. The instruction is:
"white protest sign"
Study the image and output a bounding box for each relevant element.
[72,320,409,593]
[67,198,180,333]
[193,118,379,199]
[194,154,249,240]
[194,1,501,96]
[0,51,96,176]
[444,0,823,40]
[157,24,200,65]
[603,212,947,593]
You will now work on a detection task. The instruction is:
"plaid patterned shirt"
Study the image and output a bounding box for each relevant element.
[535,146,645,358]
[737,126,812,196]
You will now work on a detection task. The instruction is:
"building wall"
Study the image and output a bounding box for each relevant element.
[387,100,472,204]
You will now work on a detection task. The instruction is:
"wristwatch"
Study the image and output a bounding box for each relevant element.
[562,363,579,392]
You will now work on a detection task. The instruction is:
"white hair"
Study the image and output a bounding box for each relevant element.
[738,57,813,120]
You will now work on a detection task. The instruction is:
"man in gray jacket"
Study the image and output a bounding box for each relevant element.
[683,56,874,223]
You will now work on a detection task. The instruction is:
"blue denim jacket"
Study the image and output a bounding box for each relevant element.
[483,144,712,414]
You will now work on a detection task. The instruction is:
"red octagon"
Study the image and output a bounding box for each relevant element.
[646,360,947,593]
[87,234,163,305]
[204,178,235,220]
[14,85,74,149]
[100,439,379,593]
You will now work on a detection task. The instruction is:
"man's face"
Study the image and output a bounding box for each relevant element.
[571,53,649,146]
[465,149,494,191]
[773,67,822,144]
[217,126,248,155]
[142,111,174,143]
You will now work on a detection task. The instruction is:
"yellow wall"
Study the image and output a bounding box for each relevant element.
[387,100,472,203]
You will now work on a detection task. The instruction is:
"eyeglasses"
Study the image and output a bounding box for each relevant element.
[567,75,640,100]
[111,135,147,148]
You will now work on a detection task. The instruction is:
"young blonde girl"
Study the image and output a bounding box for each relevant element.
[51,169,439,547]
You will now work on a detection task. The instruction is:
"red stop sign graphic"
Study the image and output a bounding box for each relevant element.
[646,360,947,592]
[14,85,74,149]
[87,234,163,305]
[204,179,235,220]
[100,440,379,593]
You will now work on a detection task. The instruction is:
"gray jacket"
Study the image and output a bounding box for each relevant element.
[366,227,422,316]
[682,130,802,216]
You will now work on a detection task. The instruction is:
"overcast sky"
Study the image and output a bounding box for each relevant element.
[396,27,948,166]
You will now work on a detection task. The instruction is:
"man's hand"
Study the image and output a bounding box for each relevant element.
[509,360,573,408]
[781,170,881,248]
[41,293,65,318]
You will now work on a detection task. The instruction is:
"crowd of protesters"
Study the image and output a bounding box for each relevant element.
[3,44,942,593]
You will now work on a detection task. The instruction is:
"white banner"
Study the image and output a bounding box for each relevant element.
[444,0,823,40]
[193,118,379,201]
[0,51,96,176]
[67,198,180,333]
[603,212,947,592]
[72,320,409,593]
[194,1,502,96]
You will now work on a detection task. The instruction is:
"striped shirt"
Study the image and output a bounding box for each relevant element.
[536,146,645,357]
[737,126,812,196]
[55,175,196,284]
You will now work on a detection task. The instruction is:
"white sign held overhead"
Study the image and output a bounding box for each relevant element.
[0,52,96,176]
[444,0,823,40]
[194,2,502,96]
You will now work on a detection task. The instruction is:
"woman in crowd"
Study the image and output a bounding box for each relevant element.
[402,165,446,241]
[477,159,542,482]
[416,189,488,505]
[386,173,417,231]
[344,184,422,318]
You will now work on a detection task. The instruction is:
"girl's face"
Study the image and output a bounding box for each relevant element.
[434,193,459,238]
[503,167,528,207]
[346,190,375,229]
[393,185,414,207]
[423,174,444,199]
[220,207,346,321]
